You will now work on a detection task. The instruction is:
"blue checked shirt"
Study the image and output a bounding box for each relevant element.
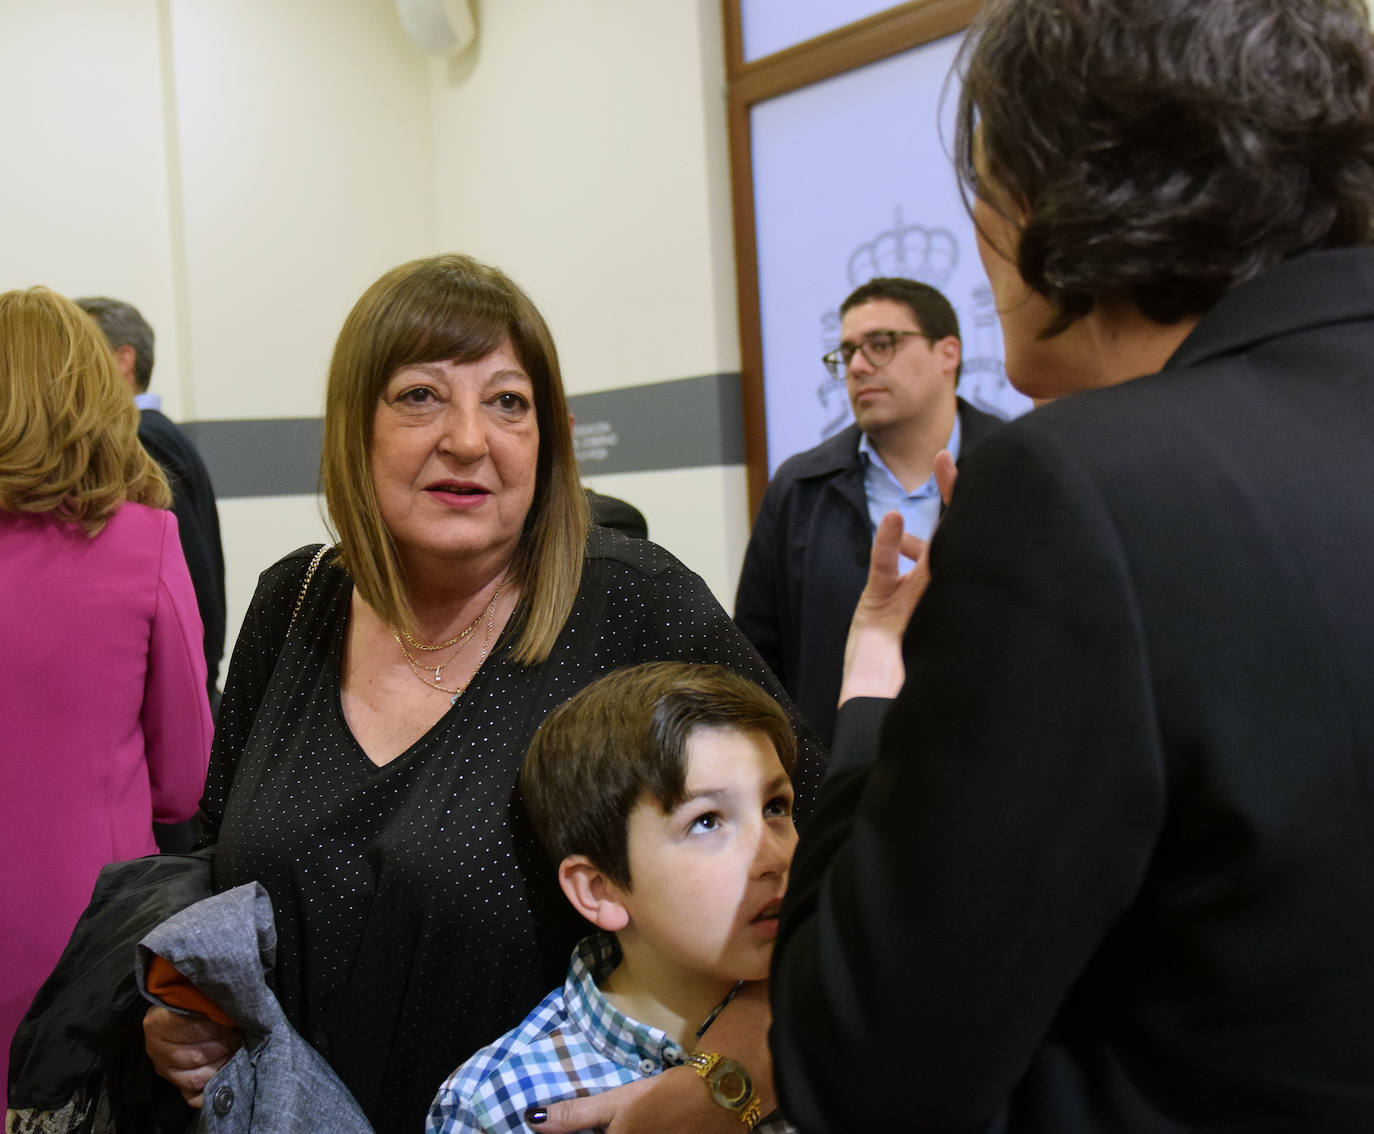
[426,933,797,1133]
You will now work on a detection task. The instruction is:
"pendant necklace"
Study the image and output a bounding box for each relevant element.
[392,583,503,705]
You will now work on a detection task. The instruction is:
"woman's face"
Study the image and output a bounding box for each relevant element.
[370,338,540,577]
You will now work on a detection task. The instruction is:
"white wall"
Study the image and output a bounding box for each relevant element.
[2,0,443,664]
[1,0,183,408]
[0,0,748,668]
[165,0,438,654]
[429,0,746,603]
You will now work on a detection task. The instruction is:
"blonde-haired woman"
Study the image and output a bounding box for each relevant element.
[0,287,213,1100]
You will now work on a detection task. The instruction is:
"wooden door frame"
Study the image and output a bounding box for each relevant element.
[722,0,982,514]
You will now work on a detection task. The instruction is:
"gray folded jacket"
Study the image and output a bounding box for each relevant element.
[137,883,373,1134]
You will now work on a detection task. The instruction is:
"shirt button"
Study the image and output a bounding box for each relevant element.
[664,1047,683,1065]
[212,1085,235,1116]
[638,1058,656,1075]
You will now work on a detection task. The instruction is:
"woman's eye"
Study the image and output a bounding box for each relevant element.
[395,387,436,407]
[493,391,530,414]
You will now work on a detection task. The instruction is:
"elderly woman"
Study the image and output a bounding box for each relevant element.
[144,254,824,1132]
[0,288,212,1101]
[771,0,1374,1131]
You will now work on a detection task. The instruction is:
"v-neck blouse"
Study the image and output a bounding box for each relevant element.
[203,527,825,1134]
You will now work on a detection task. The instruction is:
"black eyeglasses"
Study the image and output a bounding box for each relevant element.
[821,330,930,380]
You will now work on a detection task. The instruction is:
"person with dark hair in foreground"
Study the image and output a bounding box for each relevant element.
[770,1,1374,1131]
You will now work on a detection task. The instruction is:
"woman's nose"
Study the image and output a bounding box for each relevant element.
[437,403,487,461]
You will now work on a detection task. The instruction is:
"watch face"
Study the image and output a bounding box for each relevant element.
[711,1059,753,1108]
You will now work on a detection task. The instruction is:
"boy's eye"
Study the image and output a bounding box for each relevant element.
[764,795,793,819]
[688,812,721,834]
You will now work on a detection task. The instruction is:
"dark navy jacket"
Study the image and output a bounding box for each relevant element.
[139,408,225,696]
[734,398,1002,745]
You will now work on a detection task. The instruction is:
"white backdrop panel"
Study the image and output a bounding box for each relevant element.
[741,0,897,61]
[750,32,1031,474]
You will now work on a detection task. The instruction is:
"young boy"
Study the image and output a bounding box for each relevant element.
[426,661,800,1134]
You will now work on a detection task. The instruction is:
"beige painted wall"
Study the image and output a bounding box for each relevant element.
[166,0,438,657]
[0,0,748,669]
[427,0,747,600]
[2,1,183,408]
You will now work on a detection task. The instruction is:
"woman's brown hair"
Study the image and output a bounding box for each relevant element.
[321,253,589,664]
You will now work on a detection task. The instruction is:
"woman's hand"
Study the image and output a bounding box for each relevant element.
[527,980,773,1132]
[838,450,957,704]
[525,1068,742,1133]
[143,1004,244,1107]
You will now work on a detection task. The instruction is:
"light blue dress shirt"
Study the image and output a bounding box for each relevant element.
[858,411,962,571]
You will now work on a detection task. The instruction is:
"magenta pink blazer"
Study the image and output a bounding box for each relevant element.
[0,502,213,1098]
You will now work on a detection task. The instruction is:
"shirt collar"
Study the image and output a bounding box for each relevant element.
[134,391,162,411]
[566,933,689,1073]
[858,408,963,495]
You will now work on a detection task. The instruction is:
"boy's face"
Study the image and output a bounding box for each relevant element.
[611,726,797,986]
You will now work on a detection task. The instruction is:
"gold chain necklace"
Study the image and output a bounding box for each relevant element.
[392,583,503,705]
[398,634,465,683]
[401,605,485,652]
[398,581,503,679]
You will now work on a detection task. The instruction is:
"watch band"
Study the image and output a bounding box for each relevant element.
[686,1050,763,1130]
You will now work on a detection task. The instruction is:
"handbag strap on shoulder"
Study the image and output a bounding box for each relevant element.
[288,544,331,638]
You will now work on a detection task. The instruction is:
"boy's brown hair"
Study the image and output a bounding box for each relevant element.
[521,662,797,887]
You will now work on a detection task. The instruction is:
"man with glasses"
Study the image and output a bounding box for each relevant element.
[734,277,1001,745]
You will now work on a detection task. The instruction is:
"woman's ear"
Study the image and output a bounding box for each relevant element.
[558,855,630,932]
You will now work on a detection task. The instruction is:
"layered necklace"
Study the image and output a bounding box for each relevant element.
[392,583,503,705]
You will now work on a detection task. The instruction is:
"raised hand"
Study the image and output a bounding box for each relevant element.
[838,449,957,703]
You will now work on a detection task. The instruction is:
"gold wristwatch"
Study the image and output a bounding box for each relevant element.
[685,1050,763,1130]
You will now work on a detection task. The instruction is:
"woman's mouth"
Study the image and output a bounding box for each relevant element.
[426,483,490,507]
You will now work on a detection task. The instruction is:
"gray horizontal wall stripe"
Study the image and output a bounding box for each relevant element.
[183,417,324,498]
[181,372,743,499]
[569,372,743,475]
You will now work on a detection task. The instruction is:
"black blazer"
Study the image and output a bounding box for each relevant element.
[771,248,1374,1132]
[585,488,648,540]
[734,398,1002,746]
[138,409,226,694]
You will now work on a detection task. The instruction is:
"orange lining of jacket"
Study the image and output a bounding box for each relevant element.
[145,954,237,1027]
